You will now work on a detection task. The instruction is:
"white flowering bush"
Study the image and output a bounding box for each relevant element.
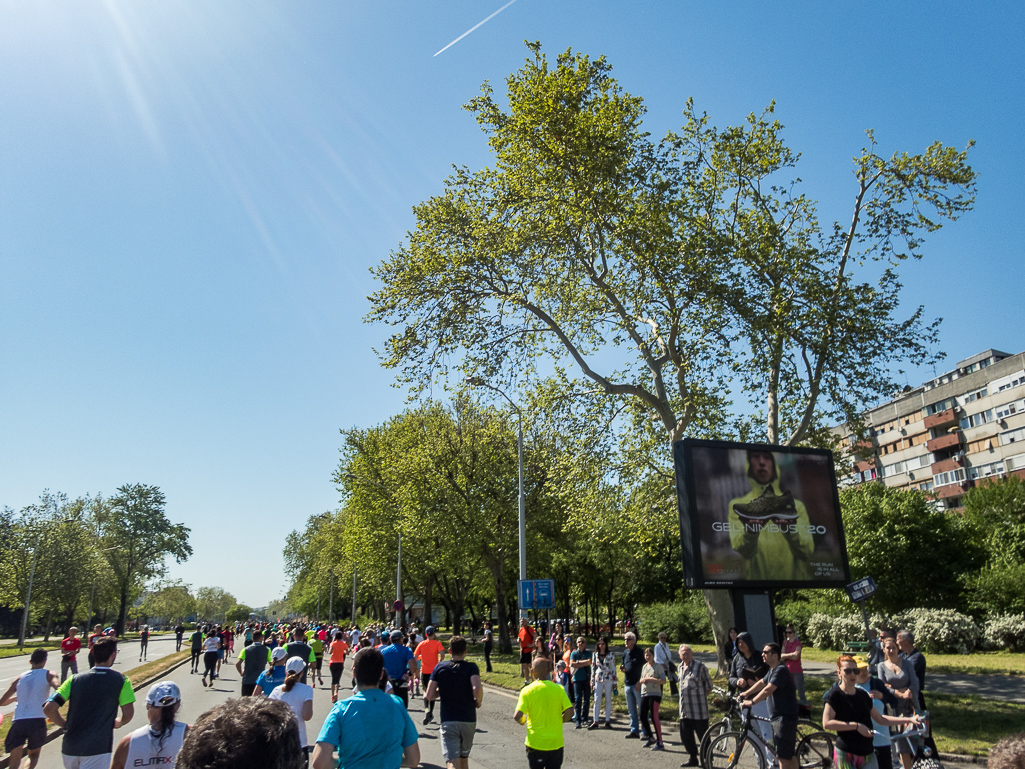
[890,608,980,654]
[806,613,866,650]
[981,614,1025,652]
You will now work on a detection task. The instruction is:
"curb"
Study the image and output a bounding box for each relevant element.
[0,652,192,769]
[941,753,988,765]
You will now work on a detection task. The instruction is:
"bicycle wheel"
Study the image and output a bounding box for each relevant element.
[708,731,765,769]
[700,718,732,769]
[796,718,821,742]
[795,730,834,769]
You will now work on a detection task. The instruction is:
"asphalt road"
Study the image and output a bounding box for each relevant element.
[0,634,180,720]
[25,649,698,769]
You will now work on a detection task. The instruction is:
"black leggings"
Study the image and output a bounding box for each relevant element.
[330,662,345,686]
[640,696,662,743]
[204,651,218,678]
[191,648,202,669]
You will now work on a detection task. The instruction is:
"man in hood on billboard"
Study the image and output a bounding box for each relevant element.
[727,450,814,581]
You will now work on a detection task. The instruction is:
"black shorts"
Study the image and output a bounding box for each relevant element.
[526,746,563,769]
[5,718,47,751]
[330,662,345,686]
[313,656,323,670]
[520,651,532,665]
[772,716,798,760]
[241,683,257,697]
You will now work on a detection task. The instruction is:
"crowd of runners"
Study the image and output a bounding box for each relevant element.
[4,618,1025,769]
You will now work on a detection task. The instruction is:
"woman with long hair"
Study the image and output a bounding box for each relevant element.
[876,637,921,769]
[824,655,922,769]
[111,682,190,769]
[590,636,616,729]
[328,630,349,703]
[268,657,314,754]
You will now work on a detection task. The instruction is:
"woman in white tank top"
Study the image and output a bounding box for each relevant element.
[111,681,190,769]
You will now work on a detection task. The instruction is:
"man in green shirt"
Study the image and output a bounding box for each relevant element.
[513,658,573,769]
[43,637,135,769]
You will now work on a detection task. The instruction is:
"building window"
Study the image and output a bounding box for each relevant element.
[963,387,988,404]
[969,461,1005,480]
[925,398,955,416]
[960,410,995,430]
[934,468,966,487]
[995,399,1024,419]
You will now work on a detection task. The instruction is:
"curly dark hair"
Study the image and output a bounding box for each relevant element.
[990,733,1025,769]
[177,698,304,769]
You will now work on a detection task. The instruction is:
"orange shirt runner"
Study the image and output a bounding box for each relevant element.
[518,625,536,653]
[414,638,445,676]
[329,639,348,664]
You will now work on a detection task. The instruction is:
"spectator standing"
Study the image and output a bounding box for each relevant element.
[312,647,420,769]
[518,618,537,687]
[569,637,591,728]
[589,637,616,730]
[877,636,920,769]
[425,635,483,769]
[513,658,573,769]
[0,649,59,769]
[620,632,645,738]
[897,630,927,711]
[43,636,136,769]
[740,643,799,769]
[637,647,666,750]
[677,644,713,767]
[60,627,82,682]
[482,622,494,673]
[86,625,104,670]
[654,632,678,698]
[781,624,808,707]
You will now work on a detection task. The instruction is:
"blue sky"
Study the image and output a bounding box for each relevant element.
[2,1,1022,606]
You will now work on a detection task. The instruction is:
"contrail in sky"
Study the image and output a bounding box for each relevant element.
[434,0,520,57]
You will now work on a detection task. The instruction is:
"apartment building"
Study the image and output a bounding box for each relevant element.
[835,348,1025,509]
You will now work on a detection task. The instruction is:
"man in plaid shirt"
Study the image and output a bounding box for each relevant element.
[677,644,713,767]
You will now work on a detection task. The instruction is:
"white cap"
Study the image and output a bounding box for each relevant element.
[285,656,306,674]
[146,681,181,706]
[272,647,288,662]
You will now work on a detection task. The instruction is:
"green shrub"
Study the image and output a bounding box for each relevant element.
[889,608,980,654]
[636,595,712,644]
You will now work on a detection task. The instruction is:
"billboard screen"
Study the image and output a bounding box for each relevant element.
[674,439,850,589]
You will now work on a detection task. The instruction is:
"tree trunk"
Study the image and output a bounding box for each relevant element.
[703,589,735,675]
[116,585,129,637]
[423,580,433,629]
[43,607,55,642]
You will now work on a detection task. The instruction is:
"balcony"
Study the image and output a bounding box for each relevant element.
[927,432,962,453]
[924,408,958,431]
[931,457,962,475]
[936,481,972,499]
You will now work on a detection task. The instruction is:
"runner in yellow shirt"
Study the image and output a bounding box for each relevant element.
[514,658,573,769]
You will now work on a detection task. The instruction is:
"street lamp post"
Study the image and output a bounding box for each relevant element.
[345,473,404,627]
[18,529,43,649]
[466,377,526,618]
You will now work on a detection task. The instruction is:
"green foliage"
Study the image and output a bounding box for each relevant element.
[194,587,236,622]
[981,614,1025,652]
[225,603,253,623]
[961,477,1025,615]
[636,594,712,644]
[141,581,195,623]
[773,588,849,639]
[94,484,192,634]
[840,483,982,613]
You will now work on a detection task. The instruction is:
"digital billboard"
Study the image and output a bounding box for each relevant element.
[674,439,850,589]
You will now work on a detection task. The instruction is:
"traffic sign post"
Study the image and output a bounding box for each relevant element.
[845,576,877,646]
[518,579,555,611]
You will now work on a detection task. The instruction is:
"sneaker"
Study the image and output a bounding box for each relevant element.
[625,731,640,739]
[575,722,582,729]
[587,722,600,730]
[642,738,655,748]
[683,758,700,767]
[201,678,208,688]
[604,721,613,729]
[652,743,665,752]
[423,712,434,725]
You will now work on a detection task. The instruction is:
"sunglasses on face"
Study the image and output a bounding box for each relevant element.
[842,668,859,674]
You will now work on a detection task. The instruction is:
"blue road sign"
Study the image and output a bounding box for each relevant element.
[518,579,555,610]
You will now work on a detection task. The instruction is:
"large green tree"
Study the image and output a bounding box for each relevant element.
[961,476,1025,615]
[94,484,192,635]
[366,43,975,668]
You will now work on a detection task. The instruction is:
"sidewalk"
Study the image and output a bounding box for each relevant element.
[694,651,1025,703]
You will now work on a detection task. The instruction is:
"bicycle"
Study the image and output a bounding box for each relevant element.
[887,710,942,769]
[706,705,834,769]
[700,688,832,769]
